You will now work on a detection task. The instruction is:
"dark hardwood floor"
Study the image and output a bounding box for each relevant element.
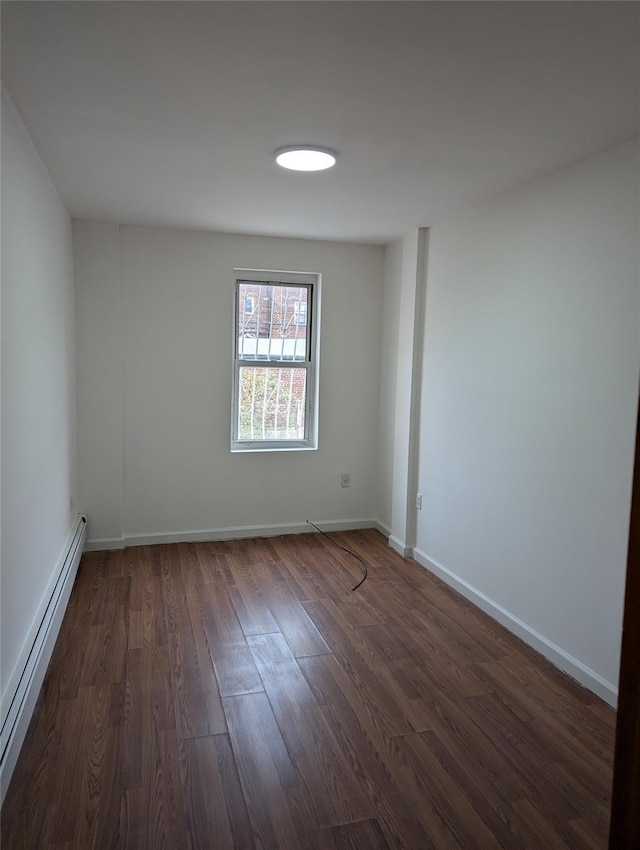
[1,529,616,849]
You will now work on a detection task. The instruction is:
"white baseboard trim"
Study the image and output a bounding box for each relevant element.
[373,518,391,538]
[101,518,377,549]
[84,536,125,552]
[413,547,618,708]
[388,534,414,559]
[1,515,87,803]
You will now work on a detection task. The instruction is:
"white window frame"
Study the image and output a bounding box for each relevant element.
[231,269,321,452]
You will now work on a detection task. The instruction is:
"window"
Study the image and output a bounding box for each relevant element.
[232,270,320,451]
[294,300,307,326]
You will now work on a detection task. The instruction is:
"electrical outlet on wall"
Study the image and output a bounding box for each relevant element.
[341,473,350,488]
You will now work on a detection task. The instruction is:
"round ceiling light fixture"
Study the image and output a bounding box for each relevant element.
[275,145,337,172]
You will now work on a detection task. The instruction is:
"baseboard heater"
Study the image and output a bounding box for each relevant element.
[0,514,87,803]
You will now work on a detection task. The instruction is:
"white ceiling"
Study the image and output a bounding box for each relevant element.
[2,1,638,244]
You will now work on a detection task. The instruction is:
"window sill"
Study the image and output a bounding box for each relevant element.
[230,444,318,454]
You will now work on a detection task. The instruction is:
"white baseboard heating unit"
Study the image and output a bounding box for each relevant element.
[0,514,87,803]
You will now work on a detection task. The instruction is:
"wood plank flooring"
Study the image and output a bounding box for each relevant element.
[1,529,616,849]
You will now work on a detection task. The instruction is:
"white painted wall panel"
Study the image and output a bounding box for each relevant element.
[375,239,403,532]
[74,221,123,544]
[1,88,77,701]
[416,140,639,690]
[74,225,383,542]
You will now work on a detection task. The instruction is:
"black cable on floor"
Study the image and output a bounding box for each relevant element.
[306,520,368,591]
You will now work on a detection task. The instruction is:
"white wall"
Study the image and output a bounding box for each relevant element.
[75,224,383,546]
[74,221,123,545]
[1,89,78,701]
[375,229,428,554]
[375,239,403,533]
[414,140,639,699]
[389,229,427,555]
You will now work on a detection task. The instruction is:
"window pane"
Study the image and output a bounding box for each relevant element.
[238,366,307,441]
[237,282,308,362]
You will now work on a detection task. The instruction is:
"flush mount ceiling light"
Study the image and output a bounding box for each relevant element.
[275,146,337,172]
